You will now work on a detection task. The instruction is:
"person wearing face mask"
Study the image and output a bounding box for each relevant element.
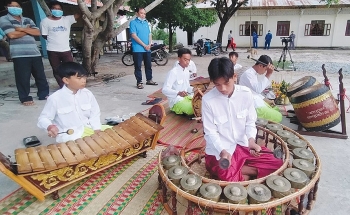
[129,7,157,89]
[239,55,282,122]
[0,0,49,106]
[40,1,80,88]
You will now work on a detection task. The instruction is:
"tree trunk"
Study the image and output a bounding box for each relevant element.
[168,22,173,53]
[82,26,94,75]
[216,17,229,44]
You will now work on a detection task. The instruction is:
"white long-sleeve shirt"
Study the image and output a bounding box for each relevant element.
[239,67,270,108]
[173,60,197,80]
[202,85,257,160]
[37,86,101,143]
[162,63,194,108]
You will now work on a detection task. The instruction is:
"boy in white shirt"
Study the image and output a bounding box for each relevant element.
[162,48,194,115]
[40,1,80,88]
[37,62,108,143]
[203,57,282,181]
[173,59,197,80]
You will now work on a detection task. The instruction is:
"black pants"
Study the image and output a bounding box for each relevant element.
[47,51,73,88]
[225,40,231,51]
[13,57,49,103]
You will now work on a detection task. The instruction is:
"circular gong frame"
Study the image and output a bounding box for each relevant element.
[157,121,321,214]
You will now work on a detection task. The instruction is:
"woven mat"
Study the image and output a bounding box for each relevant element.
[0,147,166,215]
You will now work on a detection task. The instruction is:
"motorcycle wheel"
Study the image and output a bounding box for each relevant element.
[213,49,220,56]
[197,48,202,57]
[122,53,134,66]
[154,50,168,66]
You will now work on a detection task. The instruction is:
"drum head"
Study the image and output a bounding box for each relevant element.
[287,76,317,97]
[290,84,329,103]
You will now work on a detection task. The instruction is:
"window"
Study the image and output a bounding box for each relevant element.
[346,20,350,36]
[239,21,263,36]
[276,21,290,36]
[304,20,331,36]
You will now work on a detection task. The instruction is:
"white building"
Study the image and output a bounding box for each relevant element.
[176,0,350,48]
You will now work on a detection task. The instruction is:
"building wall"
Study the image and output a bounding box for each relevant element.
[176,7,350,48]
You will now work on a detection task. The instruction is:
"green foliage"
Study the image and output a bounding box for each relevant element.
[321,0,340,5]
[180,6,217,32]
[152,28,176,46]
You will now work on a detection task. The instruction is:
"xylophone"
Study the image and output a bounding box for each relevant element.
[0,104,165,201]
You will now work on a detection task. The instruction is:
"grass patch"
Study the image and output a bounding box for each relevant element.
[272,60,293,69]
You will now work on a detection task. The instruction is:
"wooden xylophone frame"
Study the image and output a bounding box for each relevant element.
[158,122,321,215]
[0,104,166,201]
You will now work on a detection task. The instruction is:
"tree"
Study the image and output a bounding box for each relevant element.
[38,0,165,75]
[128,0,216,52]
[210,0,248,45]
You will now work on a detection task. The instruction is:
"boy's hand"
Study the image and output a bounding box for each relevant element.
[177,91,188,97]
[47,124,59,138]
[219,149,232,169]
[248,138,261,157]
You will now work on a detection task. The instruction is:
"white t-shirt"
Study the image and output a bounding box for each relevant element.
[41,15,76,52]
[173,60,197,80]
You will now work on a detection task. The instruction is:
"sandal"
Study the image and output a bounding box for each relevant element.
[22,101,35,106]
[137,83,144,89]
[146,80,158,85]
[141,97,162,105]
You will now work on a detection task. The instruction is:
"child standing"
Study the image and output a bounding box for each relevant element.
[37,62,106,142]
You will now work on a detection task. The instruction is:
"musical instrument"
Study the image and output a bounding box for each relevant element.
[287,76,318,97]
[247,55,280,72]
[158,121,321,215]
[0,104,166,201]
[290,84,340,131]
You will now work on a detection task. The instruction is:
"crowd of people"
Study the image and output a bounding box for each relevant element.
[1,1,285,182]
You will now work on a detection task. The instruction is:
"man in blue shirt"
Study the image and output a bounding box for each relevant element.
[253,31,258,48]
[0,0,49,106]
[264,30,272,50]
[129,7,157,89]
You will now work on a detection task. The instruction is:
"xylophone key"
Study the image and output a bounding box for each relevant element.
[47,144,69,168]
[83,136,106,156]
[15,148,32,174]
[112,126,138,145]
[66,141,88,163]
[26,147,45,172]
[90,133,115,154]
[135,113,163,131]
[118,120,147,143]
[131,115,158,134]
[56,143,78,166]
[75,138,98,159]
[37,145,58,171]
[102,129,131,149]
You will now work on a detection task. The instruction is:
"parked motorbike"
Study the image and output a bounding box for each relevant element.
[194,38,205,57]
[122,44,169,66]
[69,34,83,62]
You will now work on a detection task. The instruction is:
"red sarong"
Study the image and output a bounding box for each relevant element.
[205,145,283,182]
[229,38,236,49]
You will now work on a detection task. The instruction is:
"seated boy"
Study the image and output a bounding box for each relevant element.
[173,59,197,80]
[239,55,282,123]
[162,48,194,115]
[37,62,109,142]
[203,57,283,181]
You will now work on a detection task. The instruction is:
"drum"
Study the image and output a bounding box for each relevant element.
[287,76,317,97]
[289,84,340,131]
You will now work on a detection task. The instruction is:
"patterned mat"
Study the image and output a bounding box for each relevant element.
[0,147,166,215]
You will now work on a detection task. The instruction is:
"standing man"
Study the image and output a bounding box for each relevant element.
[239,55,282,123]
[40,1,80,88]
[0,0,49,106]
[225,30,233,51]
[129,7,157,89]
[252,31,258,48]
[289,31,296,50]
[264,30,272,50]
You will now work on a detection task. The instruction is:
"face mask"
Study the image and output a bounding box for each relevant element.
[51,9,63,18]
[138,17,146,22]
[8,7,22,16]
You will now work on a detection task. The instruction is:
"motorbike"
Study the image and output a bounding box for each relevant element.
[194,38,205,57]
[122,44,169,66]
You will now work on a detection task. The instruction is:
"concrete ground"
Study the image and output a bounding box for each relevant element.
[0,48,349,215]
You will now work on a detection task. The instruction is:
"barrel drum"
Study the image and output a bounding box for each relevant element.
[289,84,340,131]
[287,76,318,97]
